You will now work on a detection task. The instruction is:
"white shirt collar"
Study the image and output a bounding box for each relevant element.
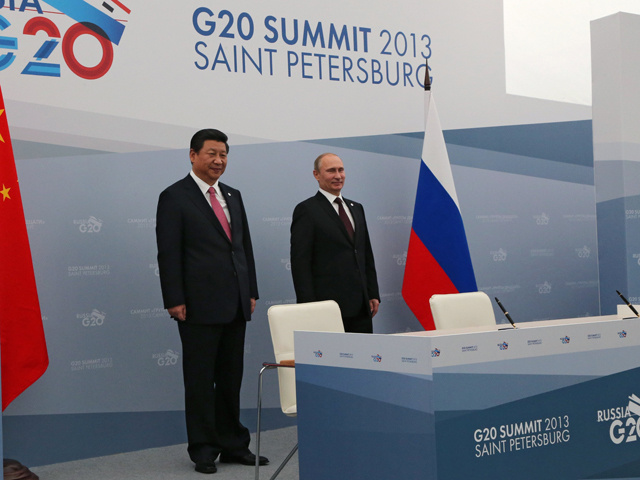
[318,188,345,205]
[190,170,221,197]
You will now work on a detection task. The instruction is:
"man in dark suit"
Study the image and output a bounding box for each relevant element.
[156,129,267,474]
[290,153,380,333]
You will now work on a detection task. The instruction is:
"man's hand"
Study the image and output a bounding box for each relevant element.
[370,299,380,317]
[168,304,186,321]
[250,298,256,314]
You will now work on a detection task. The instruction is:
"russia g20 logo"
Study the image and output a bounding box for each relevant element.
[576,246,591,258]
[153,349,179,366]
[77,216,102,233]
[537,281,552,294]
[534,213,550,225]
[0,0,131,79]
[77,308,105,326]
[491,248,507,262]
[598,394,640,445]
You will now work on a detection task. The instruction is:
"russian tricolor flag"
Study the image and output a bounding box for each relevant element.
[402,86,477,331]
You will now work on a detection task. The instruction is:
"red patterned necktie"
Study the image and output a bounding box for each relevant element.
[334,198,354,240]
[208,187,232,240]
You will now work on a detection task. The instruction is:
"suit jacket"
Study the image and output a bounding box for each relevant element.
[156,174,258,324]
[290,191,380,317]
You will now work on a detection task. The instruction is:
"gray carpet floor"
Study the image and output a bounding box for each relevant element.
[31,427,299,480]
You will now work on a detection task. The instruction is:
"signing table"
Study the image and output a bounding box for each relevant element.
[294,313,640,480]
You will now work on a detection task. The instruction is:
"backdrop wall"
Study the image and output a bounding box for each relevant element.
[0,0,622,466]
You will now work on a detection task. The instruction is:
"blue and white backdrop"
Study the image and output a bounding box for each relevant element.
[1,0,638,466]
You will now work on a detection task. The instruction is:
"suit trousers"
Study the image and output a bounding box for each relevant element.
[342,303,373,333]
[178,311,251,463]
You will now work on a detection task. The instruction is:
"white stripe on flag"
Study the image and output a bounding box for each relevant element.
[421,91,460,208]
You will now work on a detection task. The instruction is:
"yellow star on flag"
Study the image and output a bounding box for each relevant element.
[0,109,4,143]
[1,183,10,201]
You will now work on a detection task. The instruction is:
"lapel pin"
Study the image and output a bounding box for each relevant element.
[350,203,354,206]
[228,193,231,196]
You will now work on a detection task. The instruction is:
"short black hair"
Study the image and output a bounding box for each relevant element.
[190,129,230,154]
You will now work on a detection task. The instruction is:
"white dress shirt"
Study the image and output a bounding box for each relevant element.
[190,170,231,225]
[318,189,355,231]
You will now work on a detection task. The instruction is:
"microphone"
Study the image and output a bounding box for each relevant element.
[494,297,517,329]
[616,290,640,318]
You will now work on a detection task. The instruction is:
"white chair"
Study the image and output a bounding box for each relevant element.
[255,300,345,480]
[429,291,496,330]
[617,304,640,317]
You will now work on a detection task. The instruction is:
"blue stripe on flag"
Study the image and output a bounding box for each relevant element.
[411,160,477,292]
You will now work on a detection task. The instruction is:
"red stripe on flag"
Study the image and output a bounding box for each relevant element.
[402,229,459,331]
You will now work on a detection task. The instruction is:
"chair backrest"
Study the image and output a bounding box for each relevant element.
[268,300,344,416]
[617,304,640,317]
[429,292,496,330]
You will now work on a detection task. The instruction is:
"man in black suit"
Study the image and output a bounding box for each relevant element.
[290,153,380,333]
[156,129,267,474]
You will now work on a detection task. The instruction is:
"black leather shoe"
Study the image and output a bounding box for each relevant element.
[194,460,217,474]
[220,452,269,466]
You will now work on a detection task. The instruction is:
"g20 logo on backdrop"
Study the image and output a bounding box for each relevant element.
[0,0,131,79]
[598,394,640,445]
[153,349,179,366]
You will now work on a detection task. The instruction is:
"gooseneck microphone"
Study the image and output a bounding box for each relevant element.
[616,290,640,317]
[494,297,517,329]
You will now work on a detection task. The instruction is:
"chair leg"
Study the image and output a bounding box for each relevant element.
[268,443,298,480]
[255,365,270,480]
[256,363,297,480]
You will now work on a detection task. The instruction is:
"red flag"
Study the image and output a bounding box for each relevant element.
[0,86,48,410]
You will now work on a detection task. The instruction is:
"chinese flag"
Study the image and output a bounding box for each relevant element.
[0,86,48,410]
